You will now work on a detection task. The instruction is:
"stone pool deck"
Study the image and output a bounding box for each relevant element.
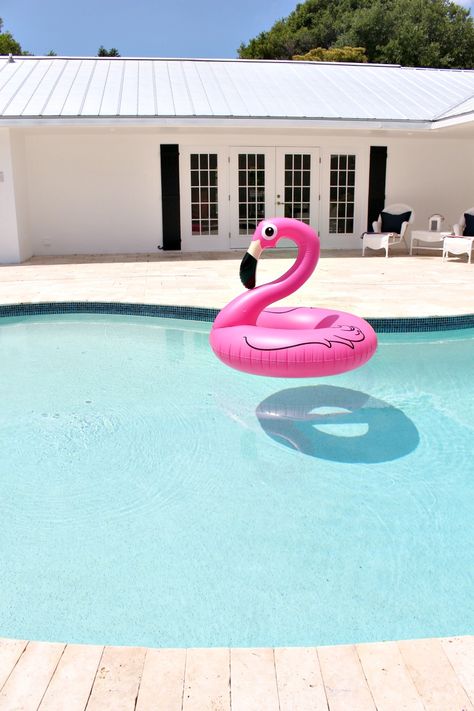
[0,248,473,317]
[0,637,473,710]
[0,248,473,710]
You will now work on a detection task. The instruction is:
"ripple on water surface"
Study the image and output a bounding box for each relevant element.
[0,315,473,648]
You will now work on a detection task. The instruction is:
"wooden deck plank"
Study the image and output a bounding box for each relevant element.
[441,636,474,704]
[0,638,28,690]
[37,643,103,711]
[357,641,424,711]
[136,648,186,711]
[0,641,65,711]
[230,648,279,711]
[399,637,474,711]
[85,645,146,711]
[182,648,230,711]
[274,647,328,710]
[317,643,377,711]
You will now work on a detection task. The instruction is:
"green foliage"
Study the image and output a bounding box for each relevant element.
[293,46,368,62]
[97,46,121,57]
[0,16,23,55]
[238,0,474,68]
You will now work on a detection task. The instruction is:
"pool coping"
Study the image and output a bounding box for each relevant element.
[1,301,473,332]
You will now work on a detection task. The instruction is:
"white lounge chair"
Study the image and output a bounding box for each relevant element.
[453,207,474,236]
[362,203,414,257]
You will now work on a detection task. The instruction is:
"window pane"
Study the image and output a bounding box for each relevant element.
[257,154,265,169]
[294,154,302,169]
[209,154,217,169]
[238,154,246,169]
[285,154,292,169]
[303,154,311,170]
[190,154,198,170]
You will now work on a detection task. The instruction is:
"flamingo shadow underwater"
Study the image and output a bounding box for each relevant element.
[256,385,420,464]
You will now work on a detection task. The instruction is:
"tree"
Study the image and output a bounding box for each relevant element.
[97,46,121,57]
[293,46,368,62]
[238,0,474,69]
[0,17,23,55]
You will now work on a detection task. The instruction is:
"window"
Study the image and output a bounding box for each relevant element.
[238,153,266,234]
[329,154,356,234]
[190,153,218,235]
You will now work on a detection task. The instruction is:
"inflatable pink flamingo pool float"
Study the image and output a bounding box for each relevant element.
[210,217,377,377]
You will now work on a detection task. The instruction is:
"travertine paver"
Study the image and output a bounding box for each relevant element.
[0,249,473,317]
[135,648,186,711]
[317,644,377,711]
[0,641,65,711]
[182,648,230,711]
[399,638,474,711]
[85,646,147,711]
[38,644,103,711]
[0,637,472,710]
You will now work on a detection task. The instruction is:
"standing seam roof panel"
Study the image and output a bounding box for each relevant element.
[61,61,95,115]
[42,60,83,116]
[81,60,110,116]
[193,63,233,116]
[181,62,213,116]
[98,60,124,115]
[0,60,39,114]
[137,61,156,115]
[19,60,67,116]
[153,61,175,115]
[119,60,139,115]
[167,62,194,116]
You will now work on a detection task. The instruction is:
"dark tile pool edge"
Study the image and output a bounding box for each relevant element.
[0,302,473,333]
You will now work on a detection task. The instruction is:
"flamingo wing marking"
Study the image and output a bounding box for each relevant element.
[244,325,366,352]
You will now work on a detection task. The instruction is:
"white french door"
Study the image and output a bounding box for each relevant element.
[179,147,229,251]
[179,145,320,251]
[229,146,320,248]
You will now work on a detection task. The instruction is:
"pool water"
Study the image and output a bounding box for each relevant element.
[0,314,473,648]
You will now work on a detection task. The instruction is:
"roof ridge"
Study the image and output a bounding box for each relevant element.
[434,90,474,119]
[3,56,474,73]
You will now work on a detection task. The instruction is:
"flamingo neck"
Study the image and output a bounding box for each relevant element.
[213,238,319,329]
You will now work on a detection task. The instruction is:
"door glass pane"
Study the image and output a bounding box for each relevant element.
[237,153,266,235]
[282,153,311,225]
[190,154,218,236]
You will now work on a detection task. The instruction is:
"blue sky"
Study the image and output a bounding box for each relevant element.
[1,0,299,58]
[2,0,473,58]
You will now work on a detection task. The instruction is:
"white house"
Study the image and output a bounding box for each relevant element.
[1,55,474,263]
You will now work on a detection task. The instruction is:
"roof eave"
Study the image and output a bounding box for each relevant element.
[0,116,433,130]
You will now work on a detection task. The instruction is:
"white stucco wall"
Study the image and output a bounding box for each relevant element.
[0,129,23,263]
[24,130,162,256]
[3,124,474,260]
[384,135,474,231]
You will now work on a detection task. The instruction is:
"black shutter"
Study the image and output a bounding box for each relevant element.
[160,145,181,250]
[367,146,387,232]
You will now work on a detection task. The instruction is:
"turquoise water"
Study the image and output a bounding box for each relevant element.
[0,314,473,648]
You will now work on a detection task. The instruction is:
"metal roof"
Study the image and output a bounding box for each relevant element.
[1,56,474,126]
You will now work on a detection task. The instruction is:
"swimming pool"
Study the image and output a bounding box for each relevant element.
[0,313,473,648]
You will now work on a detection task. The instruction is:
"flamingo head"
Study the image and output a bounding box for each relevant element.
[240,217,319,289]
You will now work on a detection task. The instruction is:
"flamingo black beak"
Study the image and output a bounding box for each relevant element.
[240,240,263,289]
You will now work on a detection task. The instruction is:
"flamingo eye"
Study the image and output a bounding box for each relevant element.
[262,223,278,240]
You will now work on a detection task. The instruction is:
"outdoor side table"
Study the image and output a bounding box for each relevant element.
[410,230,451,255]
[442,236,473,263]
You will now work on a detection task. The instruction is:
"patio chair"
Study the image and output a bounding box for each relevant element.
[362,203,414,257]
[453,207,474,236]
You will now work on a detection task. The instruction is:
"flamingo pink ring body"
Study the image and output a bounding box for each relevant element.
[210,218,377,378]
